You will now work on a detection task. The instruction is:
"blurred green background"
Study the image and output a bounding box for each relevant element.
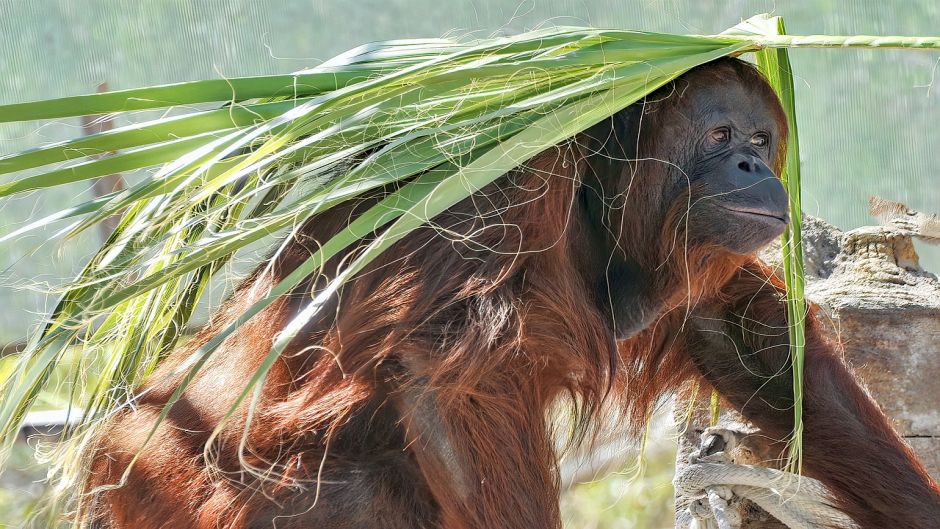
[0,1,937,527]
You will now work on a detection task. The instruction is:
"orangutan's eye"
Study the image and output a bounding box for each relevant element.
[751,132,769,147]
[708,127,730,145]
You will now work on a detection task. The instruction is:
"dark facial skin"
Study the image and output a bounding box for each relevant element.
[680,74,790,254]
[579,59,790,339]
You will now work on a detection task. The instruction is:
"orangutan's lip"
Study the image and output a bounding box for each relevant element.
[717,204,789,225]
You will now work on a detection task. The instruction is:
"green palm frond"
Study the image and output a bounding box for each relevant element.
[0,14,938,486]
[748,16,809,475]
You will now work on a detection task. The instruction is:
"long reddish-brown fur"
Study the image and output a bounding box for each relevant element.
[81,59,939,529]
